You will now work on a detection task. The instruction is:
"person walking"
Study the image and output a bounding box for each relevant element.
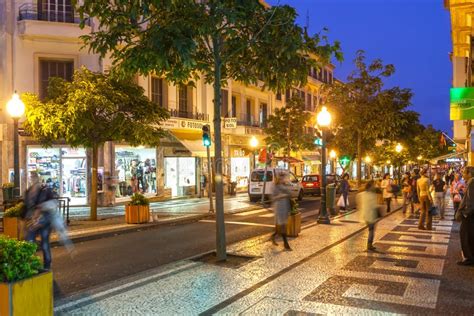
[401,172,412,214]
[358,180,380,251]
[451,173,465,213]
[410,169,421,214]
[271,174,292,251]
[339,173,350,212]
[23,172,57,270]
[417,169,433,230]
[431,173,447,220]
[456,167,474,265]
[381,173,393,212]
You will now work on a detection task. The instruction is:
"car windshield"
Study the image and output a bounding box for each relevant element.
[251,171,273,182]
[303,175,319,182]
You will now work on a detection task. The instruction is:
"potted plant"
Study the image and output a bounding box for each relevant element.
[0,236,53,315]
[3,202,25,240]
[287,198,301,237]
[2,182,14,202]
[125,193,150,224]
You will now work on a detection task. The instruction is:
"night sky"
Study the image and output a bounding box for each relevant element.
[267,0,453,135]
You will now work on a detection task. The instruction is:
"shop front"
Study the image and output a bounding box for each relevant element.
[164,157,197,197]
[114,146,158,201]
[230,148,251,190]
[27,146,87,205]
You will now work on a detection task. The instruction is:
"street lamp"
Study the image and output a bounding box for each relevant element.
[249,136,259,169]
[6,92,25,198]
[329,150,336,159]
[395,143,403,153]
[316,106,331,224]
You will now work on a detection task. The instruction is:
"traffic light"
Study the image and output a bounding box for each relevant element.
[314,138,323,146]
[202,125,211,147]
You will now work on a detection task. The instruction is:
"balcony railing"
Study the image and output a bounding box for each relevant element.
[169,109,209,121]
[237,113,267,128]
[18,3,91,26]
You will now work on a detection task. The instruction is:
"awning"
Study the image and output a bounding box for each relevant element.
[274,156,304,164]
[429,151,466,164]
[169,130,215,157]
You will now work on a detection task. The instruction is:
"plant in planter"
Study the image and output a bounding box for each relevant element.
[125,193,150,224]
[0,236,53,315]
[2,182,14,202]
[3,202,25,240]
[287,198,301,237]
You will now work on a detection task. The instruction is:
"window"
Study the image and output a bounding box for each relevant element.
[39,59,74,99]
[178,84,193,114]
[328,71,333,84]
[246,99,252,123]
[303,175,319,182]
[221,89,229,117]
[231,95,237,117]
[151,77,164,108]
[276,92,282,101]
[38,0,74,23]
[251,171,273,182]
[307,93,312,111]
[260,103,268,127]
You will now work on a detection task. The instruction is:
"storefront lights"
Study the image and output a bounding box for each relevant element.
[7,92,25,119]
[250,136,259,148]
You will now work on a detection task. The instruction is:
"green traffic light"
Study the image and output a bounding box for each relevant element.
[203,136,211,147]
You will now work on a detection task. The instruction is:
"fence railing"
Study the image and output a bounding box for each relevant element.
[169,109,209,121]
[18,3,91,26]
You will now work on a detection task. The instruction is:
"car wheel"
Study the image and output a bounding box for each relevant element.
[297,190,303,201]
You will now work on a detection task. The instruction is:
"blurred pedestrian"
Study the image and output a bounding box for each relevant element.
[401,172,412,214]
[451,173,465,213]
[358,180,380,251]
[417,169,433,230]
[381,173,393,212]
[431,173,447,220]
[271,174,292,251]
[456,167,474,266]
[410,169,421,214]
[339,173,350,211]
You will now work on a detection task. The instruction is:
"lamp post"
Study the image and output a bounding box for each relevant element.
[316,106,331,224]
[6,92,25,198]
[250,136,259,169]
[395,143,403,183]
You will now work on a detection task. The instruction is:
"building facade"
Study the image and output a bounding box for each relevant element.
[0,0,334,206]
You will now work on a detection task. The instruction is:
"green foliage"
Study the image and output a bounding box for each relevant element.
[23,68,169,149]
[264,96,314,156]
[2,183,14,189]
[0,236,42,282]
[410,125,451,162]
[4,202,24,218]
[128,193,150,206]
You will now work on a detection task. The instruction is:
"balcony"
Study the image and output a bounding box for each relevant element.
[237,113,267,128]
[169,109,209,121]
[17,3,92,42]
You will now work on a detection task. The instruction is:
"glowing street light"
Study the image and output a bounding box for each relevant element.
[364,156,372,163]
[316,106,332,224]
[250,136,259,149]
[329,150,337,159]
[386,160,391,165]
[417,155,423,161]
[6,92,25,198]
[395,143,403,153]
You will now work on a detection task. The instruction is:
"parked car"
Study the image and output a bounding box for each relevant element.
[301,174,321,196]
[248,168,304,202]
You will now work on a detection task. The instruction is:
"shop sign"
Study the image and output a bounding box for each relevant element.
[450,87,474,120]
[162,118,208,131]
[232,149,246,157]
[224,117,237,129]
[446,157,462,163]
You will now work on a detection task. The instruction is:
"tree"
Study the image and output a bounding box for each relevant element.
[410,125,451,163]
[75,0,342,259]
[325,50,414,183]
[22,68,169,221]
[265,96,314,166]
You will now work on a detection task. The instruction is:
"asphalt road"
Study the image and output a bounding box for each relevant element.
[52,193,357,299]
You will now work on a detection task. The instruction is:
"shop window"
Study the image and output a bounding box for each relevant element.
[39,59,74,99]
[231,157,250,188]
[115,147,157,198]
[151,77,166,108]
[165,157,196,197]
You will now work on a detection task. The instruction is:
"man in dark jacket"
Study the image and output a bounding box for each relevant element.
[457,167,474,266]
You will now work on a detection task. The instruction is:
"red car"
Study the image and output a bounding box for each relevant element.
[301,174,321,196]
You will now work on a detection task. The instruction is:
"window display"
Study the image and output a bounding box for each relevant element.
[115,147,157,198]
[165,157,197,197]
[231,157,250,188]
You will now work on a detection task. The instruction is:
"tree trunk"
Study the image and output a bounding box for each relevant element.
[212,35,227,261]
[90,143,98,221]
[357,131,362,186]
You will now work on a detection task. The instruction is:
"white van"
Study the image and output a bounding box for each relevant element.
[248,168,304,202]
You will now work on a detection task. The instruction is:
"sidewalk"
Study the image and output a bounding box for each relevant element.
[58,200,474,315]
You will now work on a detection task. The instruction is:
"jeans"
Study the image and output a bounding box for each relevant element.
[26,214,52,270]
[385,198,391,212]
[434,192,445,218]
[419,195,432,230]
[342,191,349,209]
[368,223,375,246]
[402,192,410,213]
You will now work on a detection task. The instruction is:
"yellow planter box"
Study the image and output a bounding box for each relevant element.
[125,205,150,224]
[286,212,301,237]
[3,218,24,240]
[0,271,53,316]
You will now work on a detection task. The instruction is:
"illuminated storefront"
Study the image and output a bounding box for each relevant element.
[164,157,197,197]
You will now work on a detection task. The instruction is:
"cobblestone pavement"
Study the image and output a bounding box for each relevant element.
[55,203,472,315]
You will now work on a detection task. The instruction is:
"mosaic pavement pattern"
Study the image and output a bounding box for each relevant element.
[55,202,457,315]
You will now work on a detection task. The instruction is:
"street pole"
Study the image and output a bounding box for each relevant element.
[261,147,268,204]
[13,118,20,198]
[207,145,214,213]
[317,128,330,224]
